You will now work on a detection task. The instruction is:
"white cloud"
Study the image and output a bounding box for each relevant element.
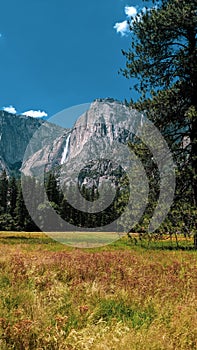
[2,105,48,118]
[113,20,129,36]
[22,110,48,118]
[114,4,153,36]
[3,105,17,114]
[114,5,138,36]
[125,6,137,17]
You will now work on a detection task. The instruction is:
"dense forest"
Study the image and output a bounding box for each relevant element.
[0,169,129,232]
[0,161,196,239]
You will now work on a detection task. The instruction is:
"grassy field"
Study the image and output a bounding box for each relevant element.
[0,231,197,349]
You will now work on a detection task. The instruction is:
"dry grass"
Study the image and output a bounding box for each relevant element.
[0,232,196,349]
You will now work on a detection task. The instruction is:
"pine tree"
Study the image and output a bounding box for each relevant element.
[8,176,18,217]
[0,170,8,214]
[15,185,27,230]
[121,0,197,205]
[45,172,60,205]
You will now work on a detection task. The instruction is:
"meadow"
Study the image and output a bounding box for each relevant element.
[0,231,197,350]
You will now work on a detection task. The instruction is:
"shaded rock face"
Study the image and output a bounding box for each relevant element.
[0,111,43,175]
[1,99,144,189]
[77,159,127,190]
[0,110,70,176]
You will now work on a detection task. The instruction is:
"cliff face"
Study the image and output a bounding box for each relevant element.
[0,99,145,188]
[0,111,43,175]
[21,98,144,188]
[57,99,144,187]
[71,99,143,155]
[0,110,70,176]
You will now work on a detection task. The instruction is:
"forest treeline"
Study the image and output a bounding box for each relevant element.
[0,166,196,237]
[0,170,129,232]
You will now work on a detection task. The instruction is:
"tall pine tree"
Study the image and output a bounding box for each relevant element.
[0,170,8,214]
[121,0,197,205]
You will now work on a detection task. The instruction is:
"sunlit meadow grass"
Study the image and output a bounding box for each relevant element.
[0,231,196,349]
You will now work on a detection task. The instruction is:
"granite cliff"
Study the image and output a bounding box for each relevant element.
[21,98,145,188]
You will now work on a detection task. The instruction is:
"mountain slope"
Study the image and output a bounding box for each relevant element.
[0,111,43,175]
[21,98,145,188]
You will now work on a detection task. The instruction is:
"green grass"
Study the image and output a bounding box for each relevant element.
[0,231,195,251]
[49,230,122,247]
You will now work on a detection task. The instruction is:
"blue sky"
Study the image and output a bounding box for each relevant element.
[0,0,149,120]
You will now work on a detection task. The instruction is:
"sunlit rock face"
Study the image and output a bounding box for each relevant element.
[56,98,144,187]
[69,98,140,160]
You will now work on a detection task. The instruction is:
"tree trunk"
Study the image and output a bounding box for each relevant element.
[194,232,197,250]
[191,118,197,206]
[188,26,197,206]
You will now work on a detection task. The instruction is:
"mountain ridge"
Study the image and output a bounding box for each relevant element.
[0,100,144,188]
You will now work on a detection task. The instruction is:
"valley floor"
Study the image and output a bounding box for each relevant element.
[0,232,197,349]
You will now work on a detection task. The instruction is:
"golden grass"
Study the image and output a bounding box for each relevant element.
[0,232,196,349]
